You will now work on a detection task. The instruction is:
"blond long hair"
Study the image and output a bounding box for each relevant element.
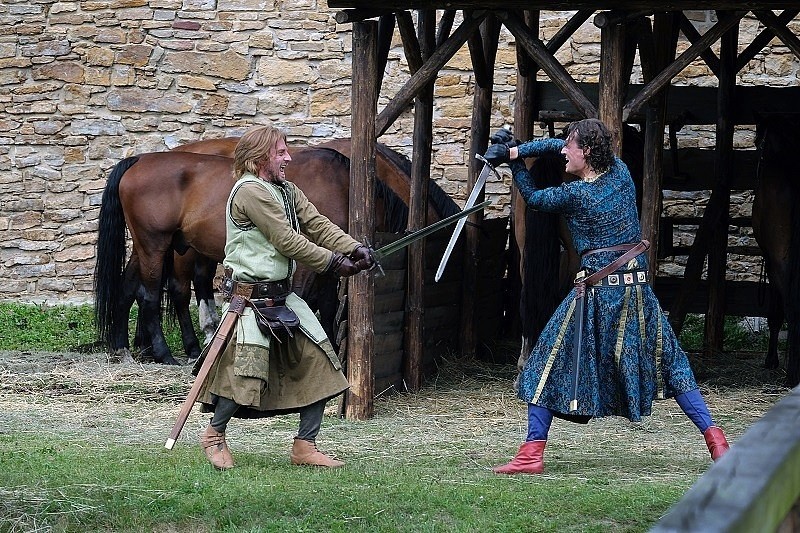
[232,125,287,179]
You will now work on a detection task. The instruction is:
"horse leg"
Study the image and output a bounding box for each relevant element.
[112,254,141,364]
[137,250,180,366]
[169,250,202,362]
[193,254,220,348]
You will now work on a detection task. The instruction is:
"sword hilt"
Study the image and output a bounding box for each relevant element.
[363,237,385,277]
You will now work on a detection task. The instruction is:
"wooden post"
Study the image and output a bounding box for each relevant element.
[509,10,540,338]
[598,21,626,155]
[346,20,378,420]
[403,10,435,392]
[461,14,500,359]
[640,13,678,283]
[704,13,739,357]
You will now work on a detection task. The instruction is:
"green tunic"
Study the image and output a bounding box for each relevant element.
[199,174,358,415]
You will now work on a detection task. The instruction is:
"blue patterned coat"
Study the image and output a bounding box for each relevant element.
[511,138,698,422]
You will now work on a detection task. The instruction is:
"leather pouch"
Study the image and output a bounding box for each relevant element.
[252,300,300,340]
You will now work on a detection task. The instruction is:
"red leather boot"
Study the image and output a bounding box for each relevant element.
[493,440,546,474]
[703,426,730,461]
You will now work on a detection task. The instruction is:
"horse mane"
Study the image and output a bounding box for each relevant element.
[315,146,409,233]
[376,144,461,218]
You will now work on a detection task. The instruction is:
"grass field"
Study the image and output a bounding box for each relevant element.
[0,303,790,532]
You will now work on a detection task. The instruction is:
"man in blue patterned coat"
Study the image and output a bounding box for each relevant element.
[485,119,730,474]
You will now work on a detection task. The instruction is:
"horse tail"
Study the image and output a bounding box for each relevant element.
[787,186,800,386]
[94,156,139,346]
[520,154,566,347]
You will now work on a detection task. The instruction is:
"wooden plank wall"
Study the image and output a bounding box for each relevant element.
[371,217,509,393]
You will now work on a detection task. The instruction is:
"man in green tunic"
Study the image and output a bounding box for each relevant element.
[197,125,373,470]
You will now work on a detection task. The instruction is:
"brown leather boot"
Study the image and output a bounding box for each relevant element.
[200,425,234,470]
[290,438,344,467]
[493,440,546,474]
[704,426,730,461]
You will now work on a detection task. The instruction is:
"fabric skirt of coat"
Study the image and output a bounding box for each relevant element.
[516,280,699,422]
[199,327,349,418]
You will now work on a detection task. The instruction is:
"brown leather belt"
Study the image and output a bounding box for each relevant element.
[581,242,643,260]
[221,269,290,302]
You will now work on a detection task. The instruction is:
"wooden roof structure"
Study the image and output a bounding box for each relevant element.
[327,3,800,418]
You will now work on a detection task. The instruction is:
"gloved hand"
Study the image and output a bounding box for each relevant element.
[350,245,375,270]
[328,253,361,277]
[484,143,511,167]
[490,127,518,147]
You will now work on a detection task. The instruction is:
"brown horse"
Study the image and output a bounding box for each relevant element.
[753,114,800,387]
[95,142,459,364]
[512,126,644,377]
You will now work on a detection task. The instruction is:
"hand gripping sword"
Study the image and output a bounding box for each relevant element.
[364,199,492,277]
[165,295,247,450]
[434,153,502,282]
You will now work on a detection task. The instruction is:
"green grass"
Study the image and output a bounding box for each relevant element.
[0,302,198,357]
[0,302,786,532]
[1,433,688,533]
[678,313,783,353]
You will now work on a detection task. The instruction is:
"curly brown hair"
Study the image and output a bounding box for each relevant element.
[565,118,615,173]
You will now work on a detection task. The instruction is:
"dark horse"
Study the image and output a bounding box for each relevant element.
[753,114,800,387]
[513,126,644,377]
[95,142,459,365]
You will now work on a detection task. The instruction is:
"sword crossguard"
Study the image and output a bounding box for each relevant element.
[363,237,385,278]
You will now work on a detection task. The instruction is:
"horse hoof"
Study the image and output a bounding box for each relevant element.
[159,355,181,366]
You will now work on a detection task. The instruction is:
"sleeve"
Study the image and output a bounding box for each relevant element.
[509,138,577,215]
[516,137,565,159]
[292,183,361,255]
[232,182,338,273]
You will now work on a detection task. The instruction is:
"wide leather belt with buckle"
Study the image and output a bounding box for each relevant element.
[221,277,290,301]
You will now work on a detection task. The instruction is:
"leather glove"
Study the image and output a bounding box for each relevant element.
[483,143,511,167]
[350,245,375,269]
[490,127,518,147]
[328,253,361,277]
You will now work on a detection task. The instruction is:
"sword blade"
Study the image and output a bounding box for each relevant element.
[372,200,491,261]
[434,154,497,282]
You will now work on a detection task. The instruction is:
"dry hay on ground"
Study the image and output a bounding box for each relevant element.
[0,348,788,480]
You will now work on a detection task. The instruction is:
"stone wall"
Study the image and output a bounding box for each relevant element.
[1,4,797,303]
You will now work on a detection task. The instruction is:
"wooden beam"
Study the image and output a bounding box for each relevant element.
[509,9,540,339]
[375,11,485,137]
[737,9,798,71]
[396,10,423,75]
[436,9,456,46]
[641,12,678,284]
[754,10,800,63]
[468,12,490,88]
[329,1,796,10]
[599,21,626,153]
[404,9,435,393]
[346,20,378,421]
[678,12,721,77]
[622,11,745,121]
[502,13,598,118]
[546,10,594,53]
[462,14,501,360]
[335,8,392,23]
[594,9,653,29]
[704,12,738,358]
[376,14,396,89]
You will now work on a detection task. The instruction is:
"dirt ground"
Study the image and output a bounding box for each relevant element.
[0,347,789,481]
